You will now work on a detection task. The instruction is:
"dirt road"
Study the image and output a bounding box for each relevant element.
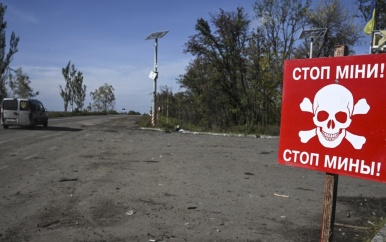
[0,115,385,241]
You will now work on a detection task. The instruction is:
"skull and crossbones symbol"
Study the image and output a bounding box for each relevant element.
[298,84,370,149]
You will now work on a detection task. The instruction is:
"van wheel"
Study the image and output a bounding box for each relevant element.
[2,124,9,129]
[43,119,48,127]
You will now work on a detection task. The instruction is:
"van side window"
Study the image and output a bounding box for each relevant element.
[2,99,18,110]
[20,101,29,111]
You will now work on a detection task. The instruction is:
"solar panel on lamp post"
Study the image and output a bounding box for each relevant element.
[299,28,327,58]
[145,31,168,126]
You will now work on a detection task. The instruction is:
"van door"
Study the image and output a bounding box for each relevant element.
[1,99,19,125]
[33,100,45,125]
[18,100,31,125]
[37,101,48,125]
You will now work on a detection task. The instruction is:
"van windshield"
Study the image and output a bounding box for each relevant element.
[2,100,18,110]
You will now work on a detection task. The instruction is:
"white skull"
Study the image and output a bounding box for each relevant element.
[313,84,353,148]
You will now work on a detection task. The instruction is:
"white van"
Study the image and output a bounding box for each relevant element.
[1,98,48,129]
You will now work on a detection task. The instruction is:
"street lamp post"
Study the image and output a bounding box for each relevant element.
[299,28,327,58]
[145,30,168,126]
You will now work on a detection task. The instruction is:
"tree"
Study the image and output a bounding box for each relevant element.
[295,0,362,58]
[90,83,115,112]
[183,7,252,127]
[253,0,310,77]
[246,29,283,126]
[9,67,39,98]
[178,3,310,129]
[73,71,86,111]
[60,61,86,112]
[60,62,76,112]
[252,0,310,126]
[178,57,227,128]
[0,4,19,101]
[169,1,366,131]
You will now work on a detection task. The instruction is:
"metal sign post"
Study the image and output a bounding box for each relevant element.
[145,31,168,126]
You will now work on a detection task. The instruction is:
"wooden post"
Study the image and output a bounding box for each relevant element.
[320,45,348,242]
[320,173,339,242]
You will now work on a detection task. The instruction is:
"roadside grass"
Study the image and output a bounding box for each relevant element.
[364,217,386,242]
[137,115,203,132]
[138,114,280,136]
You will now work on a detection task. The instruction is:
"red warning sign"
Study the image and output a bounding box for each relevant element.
[278,54,386,183]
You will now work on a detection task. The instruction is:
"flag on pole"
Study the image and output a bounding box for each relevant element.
[364,1,376,35]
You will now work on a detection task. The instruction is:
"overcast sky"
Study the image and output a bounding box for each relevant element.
[2,0,370,113]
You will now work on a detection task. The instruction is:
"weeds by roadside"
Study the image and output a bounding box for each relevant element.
[138,114,280,136]
[365,217,386,242]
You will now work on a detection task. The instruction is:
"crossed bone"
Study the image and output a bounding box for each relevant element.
[298,98,370,149]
